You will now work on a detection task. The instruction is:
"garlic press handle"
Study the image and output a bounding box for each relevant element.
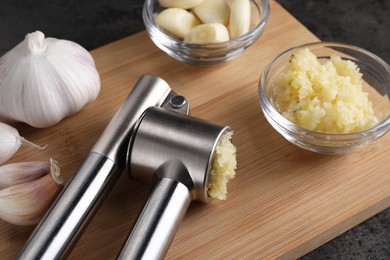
[17,75,174,260]
[117,162,192,260]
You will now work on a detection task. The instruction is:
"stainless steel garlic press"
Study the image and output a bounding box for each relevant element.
[17,74,230,260]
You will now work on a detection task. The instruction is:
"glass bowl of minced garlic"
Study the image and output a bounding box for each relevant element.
[143,0,270,65]
[258,42,390,154]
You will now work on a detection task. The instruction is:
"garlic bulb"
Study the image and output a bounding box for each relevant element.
[0,31,100,128]
[0,122,45,165]
[0,160,50,189]
[0,159,63,226]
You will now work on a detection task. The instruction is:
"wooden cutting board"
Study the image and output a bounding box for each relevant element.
[1,1,389,259]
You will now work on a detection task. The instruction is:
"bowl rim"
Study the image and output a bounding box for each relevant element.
[142,0,271,50]
[258,41,390,140]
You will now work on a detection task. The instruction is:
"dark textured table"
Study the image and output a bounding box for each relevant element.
[1,0,389,259]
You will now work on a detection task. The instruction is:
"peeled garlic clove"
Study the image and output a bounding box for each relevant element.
[0,160,50,189]
[158,0,205,9]
[192,0,230,25]
[0,159,63,226]
[155,8,201,39]
[229,0,251,39]
[0,122,45,165]
[184,23,229,44]
[0,31,101,128]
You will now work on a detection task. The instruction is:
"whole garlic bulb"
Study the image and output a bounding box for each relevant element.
[0,31,100,128]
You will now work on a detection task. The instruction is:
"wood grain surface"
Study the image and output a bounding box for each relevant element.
[1,1,389,259]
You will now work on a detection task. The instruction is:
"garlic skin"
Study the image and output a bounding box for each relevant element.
[0,159,63,226]
[0,160,50,189]
[0,122,45,165]
[0,31,101,128]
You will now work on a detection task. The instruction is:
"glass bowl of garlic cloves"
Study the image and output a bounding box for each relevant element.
[143,0,270,65]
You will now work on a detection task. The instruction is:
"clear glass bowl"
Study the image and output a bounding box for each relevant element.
[258,42,390,154]
[143,0,270,65]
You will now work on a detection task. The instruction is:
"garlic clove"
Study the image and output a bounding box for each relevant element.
[0,160,50,189]
[158,0,205,9]
[0,122,45,165]
[184,23,230,44]
[229,0,251,39]
[192,0,230,25]
[0,31,101,128]
[155,8,201,39]
[0,123,22,165]
[0,159,63,226]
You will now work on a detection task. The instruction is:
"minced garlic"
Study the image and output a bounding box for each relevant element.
[208,131,237,200]
[274,48,378,133]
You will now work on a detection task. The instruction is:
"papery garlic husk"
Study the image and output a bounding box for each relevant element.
[0,122,46,165]
[0,159,63,226]
[0,160,50,189]
[0,31,101,128]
